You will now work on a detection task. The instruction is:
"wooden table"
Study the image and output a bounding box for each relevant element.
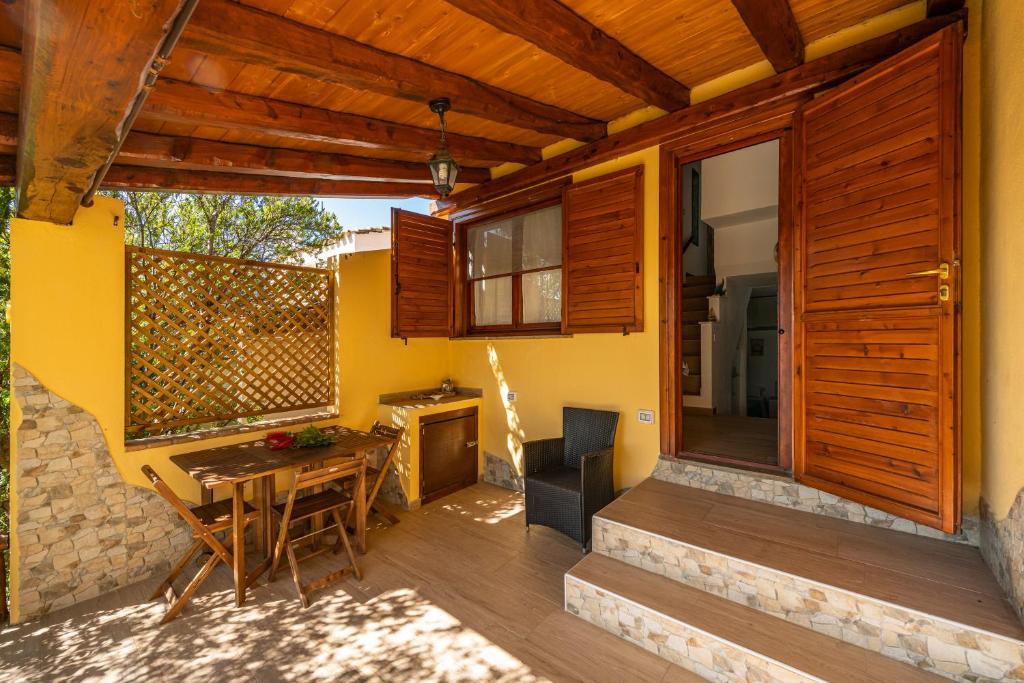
[170,426,396,607]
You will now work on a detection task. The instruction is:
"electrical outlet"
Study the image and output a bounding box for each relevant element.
[506,390,518,403]
[638,409,655,425]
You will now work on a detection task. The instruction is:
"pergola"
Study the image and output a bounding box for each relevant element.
[0,0,964,224]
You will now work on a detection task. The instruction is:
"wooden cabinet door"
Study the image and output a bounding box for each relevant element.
[420,408,478,503]
[795,25,962,532]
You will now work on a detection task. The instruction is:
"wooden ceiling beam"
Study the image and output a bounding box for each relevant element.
[0,112,491,184]
[143,79,540,167]
[118,130,492,184]
[441,0,689,111]
[731,0,805,72]
[436,9,967,215]
[181,0,606,141]
[99,165,430,198]
[16,0,193,223]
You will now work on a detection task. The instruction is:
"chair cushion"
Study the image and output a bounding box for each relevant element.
[526,465,581,494]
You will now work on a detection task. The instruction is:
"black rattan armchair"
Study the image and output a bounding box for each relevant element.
[524,407,619,550]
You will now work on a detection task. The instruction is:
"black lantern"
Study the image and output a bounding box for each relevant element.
[427,98,459,198]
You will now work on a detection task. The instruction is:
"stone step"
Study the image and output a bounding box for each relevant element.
[566,552,943,683]
[590,477,1024,682]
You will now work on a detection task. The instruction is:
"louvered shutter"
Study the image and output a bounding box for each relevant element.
[795,25,962,532]
[391,208,454,338]
[562,166,644,333]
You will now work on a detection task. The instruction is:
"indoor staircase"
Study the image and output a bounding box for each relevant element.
[564,477,1024,682]
[682,274,715,396]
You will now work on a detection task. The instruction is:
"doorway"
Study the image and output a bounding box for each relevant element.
[678,140,782,469]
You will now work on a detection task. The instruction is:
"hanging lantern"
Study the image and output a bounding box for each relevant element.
[427,98,459,198]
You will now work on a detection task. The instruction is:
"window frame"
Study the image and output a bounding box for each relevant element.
[457,197,564,337]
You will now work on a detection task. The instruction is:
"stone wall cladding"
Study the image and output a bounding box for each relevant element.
[367,443,410,509]
[483,452,524,493]
[593,516,1024,682]
[13,364,191,622]
[653,457,980,546]
[981,493,1024,625]
[565,574,816,682]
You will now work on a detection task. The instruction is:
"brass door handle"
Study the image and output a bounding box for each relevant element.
[466,441,478,449]
[907,262,950,279]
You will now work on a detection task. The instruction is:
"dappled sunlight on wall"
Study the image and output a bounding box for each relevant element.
[486,343,525,471]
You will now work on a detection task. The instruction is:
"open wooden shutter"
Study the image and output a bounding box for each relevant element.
[795,25,962,532]
[562,166,644,333]
[391,208,454,338]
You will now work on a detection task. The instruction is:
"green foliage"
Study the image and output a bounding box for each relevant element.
[292,425,336,449]
[105,192,343,264]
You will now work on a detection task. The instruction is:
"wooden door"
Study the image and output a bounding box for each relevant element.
[420,407,478,503]
[795,25,962,532]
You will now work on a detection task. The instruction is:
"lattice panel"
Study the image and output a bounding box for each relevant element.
[126,247,334,433]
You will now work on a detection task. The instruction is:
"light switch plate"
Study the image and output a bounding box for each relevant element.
[507,390,518,403]
[638,409,655,424]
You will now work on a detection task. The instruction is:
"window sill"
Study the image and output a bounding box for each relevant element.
[124,411,340,451]
[451,333,572,341]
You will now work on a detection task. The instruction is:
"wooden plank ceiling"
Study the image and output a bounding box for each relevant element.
[0,0,947,219]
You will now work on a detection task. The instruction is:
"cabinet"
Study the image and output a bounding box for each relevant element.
[419,406,478,504]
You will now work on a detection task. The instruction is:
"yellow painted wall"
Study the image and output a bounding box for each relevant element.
[449,147,663,491]
[980,0,1024,518]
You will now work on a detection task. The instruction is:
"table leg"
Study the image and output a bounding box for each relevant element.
[263,474,275,556]
[356,458,367,554]
[232,482,246,607]
[253,479,266,556]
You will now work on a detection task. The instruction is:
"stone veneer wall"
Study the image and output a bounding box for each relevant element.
[12,364,191,621]
[565,575,818,682]
[367,443,411,510]
[654,456,980,546]
[981,491,1024,624]
[482,452,524,493]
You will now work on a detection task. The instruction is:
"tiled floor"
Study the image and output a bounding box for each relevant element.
[0,483,699,682]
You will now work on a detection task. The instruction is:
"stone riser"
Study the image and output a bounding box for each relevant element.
[592,516,1024,682]
[564,573,821,683]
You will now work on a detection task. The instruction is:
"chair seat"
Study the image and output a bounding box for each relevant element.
[526,465,581,494]
[192,499,259,533]
[272,489,351,522]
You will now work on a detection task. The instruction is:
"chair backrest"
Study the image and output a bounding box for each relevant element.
[291,458,366,493]
[562,407,619,469]
[369,421,403,442]
[142,464,206,531]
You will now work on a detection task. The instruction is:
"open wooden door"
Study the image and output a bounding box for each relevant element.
[795,24,962,532]
[391,208,455,338]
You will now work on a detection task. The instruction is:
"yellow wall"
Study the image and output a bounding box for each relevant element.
[980,0,1024,518]
[449,148,662,490]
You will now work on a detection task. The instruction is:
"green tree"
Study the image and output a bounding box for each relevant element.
[107,192,343,264]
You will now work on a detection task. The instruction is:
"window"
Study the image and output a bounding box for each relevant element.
[465,204,562,333]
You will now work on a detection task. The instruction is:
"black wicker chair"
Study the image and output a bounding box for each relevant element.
[524,407,619,550]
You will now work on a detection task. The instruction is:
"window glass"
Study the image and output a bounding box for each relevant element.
[467,205,561,279]
[522,270,562,324]
[473,276,513,326]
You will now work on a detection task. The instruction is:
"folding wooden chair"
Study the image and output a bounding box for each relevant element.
[142,465,260,624]
[346,421,403,527]
[270,459,366,608]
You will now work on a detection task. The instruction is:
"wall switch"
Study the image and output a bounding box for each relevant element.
[638,409,655,424]
[506,390,518,403]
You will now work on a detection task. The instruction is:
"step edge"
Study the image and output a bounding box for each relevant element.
[593,514,1024,649]
[564,565,830,683]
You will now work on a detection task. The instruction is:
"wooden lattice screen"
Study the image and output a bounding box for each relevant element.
[125,246,335,433]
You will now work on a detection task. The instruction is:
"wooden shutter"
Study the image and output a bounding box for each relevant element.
[795,25,962,531]
[562,166,644,333]
[391,208,454,338]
